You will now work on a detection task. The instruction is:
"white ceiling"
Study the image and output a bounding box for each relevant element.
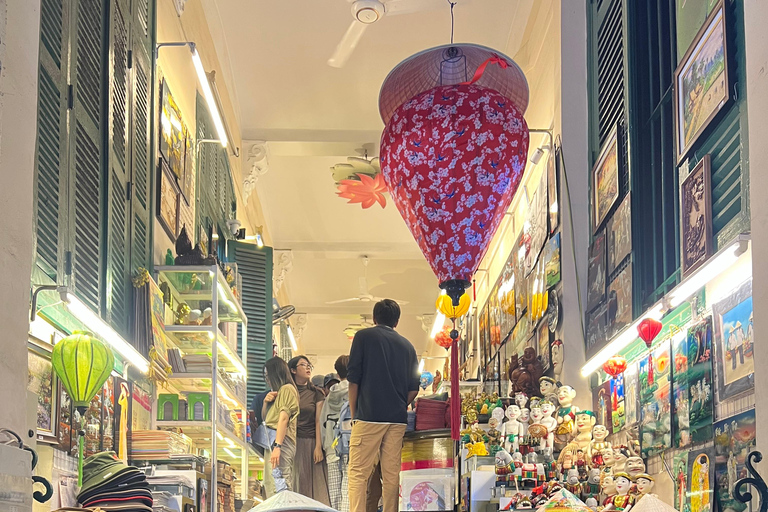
[210,0,557,373]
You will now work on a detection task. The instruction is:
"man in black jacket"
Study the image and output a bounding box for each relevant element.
[347,299,419,512]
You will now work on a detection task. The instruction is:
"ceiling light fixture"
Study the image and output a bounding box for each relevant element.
[58,287,150,374]
[430,312,446,339]
[287,325,298,351]
[418,358,425,373]
[155,42,228,149]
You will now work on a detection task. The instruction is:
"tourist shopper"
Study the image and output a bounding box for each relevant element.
[347,299,420,512]
[289,355,332,505]
[262,357,299,496]
[320,355,351,512]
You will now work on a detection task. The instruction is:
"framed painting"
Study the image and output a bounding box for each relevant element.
[499,258,516,333]
[640,340,672,458]
[479,305,489,373]
[159,79,186,179]
[714,409,756,512]
[607,264,633,337]
[585,302,608,359]
[525,172,549,275]
[181,126,195,205]
[712,279,754,399]
[157,159,180,242]
[547,152,559,234]
[680,155,713,276]
[608,194,631,275]
[592,125,620,233]
[624,362,640,427]
[537,318,550,372]
[489,284,502,348]
[688,446,716,512]
[27,343,58,443]
[511,313,530,357]
[673,330,691,448]
[675,450,691,512]
[587,231,607,311]
[686,317,714,444]
[611,373,625,434]
[674,1,729,163]
[543,233,561,288]
[514,239,529,318]
[592,380,612,430]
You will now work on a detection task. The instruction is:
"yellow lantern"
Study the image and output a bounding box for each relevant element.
[436,292,470,319]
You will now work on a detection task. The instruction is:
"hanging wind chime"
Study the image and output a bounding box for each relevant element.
[379,38,530,438]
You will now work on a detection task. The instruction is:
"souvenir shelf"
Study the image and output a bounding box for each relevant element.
[152,265,249,510]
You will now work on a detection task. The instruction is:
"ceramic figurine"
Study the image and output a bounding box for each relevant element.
[601,475,617,502]
[588,424,612,466]
[576,449,589,481]
[582,468,602,501]
[551,340,564,382]
[510,349,543,398]
[487,417,503,450]
[467,441,489,457]
[555,385,579,448]
[586,496,599,512]
[557,443,576,479]
[517,496,533,509]
[540,400,558,453]
[613,446,630,473]
[572,411,596,450]
[540,376,560,405]
[529,398,544,433]
[495,448,516,480]
[515,392,531,436]
[603,472,635,512]
[625,457,645,479]
[201,307,213,325]
[634,473,655,497]
[565,468,582,495]
[186,309,202,325]
[491,404,506,424]
[502,404,524,453]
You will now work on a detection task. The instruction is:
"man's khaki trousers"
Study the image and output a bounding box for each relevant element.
[348,421,407,512]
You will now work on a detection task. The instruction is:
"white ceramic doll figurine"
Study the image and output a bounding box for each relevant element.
[634,473,655,497]
[491,404,506,424]
[588,424,612,466]
[572,411,597,450]
[625,457,645,479]
[586,497,599,512]
[613,446,630,473]
[551,340,564,383]
[516,392,530,435]
[555,385,579,448]
[603,472,635,512]
[539,376,560,406]
[502,404,523,453]
[529,399,544,426]
[540,400,558,452]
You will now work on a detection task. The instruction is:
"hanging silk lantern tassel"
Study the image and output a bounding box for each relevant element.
[648,353,655,387]
[450,319,460,441]
[118,382,129,464]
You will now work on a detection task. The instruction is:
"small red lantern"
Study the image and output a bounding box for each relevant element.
[602,355,627,377]
[435,329,453,350]
[637,318,663,348]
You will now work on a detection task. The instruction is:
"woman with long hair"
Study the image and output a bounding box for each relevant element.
[262,357,299,496]
[288,355,331,504]
[320,355,350,512]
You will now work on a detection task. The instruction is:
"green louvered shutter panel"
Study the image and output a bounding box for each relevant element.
[230,242,272,404]
[217,150,229,223]
[195,93,213,237]
[33,0,70,283]
[68,0,106,312]
[129,0,154,273]
[105,0,130,335]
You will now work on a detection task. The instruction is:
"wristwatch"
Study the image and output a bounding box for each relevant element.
[271,441,282,449]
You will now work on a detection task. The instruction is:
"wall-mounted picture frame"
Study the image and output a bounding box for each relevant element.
[592,125,620,233]
[674,1,730,163]
[547,152,559,234]
[587,231,607,311]
[27,342,58,444]
[537,318,550,372]
[680,155,713,276]
[525,172,549,276]
[608,194,632,275]
[585,302,608,360]
[607,263,632,338]
[157,159,180,242]
[712,279,754,400]
[159,78,186,180]
[543,233,561,288]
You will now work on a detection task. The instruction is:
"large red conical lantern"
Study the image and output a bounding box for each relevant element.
[379,45,530,439]
[637,318,663,348]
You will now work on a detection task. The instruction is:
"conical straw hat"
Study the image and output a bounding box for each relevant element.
[249,490,340,512]
[535,488,592,512]
[630,494,678,512]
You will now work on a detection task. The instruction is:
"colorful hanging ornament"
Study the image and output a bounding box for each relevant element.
[51,331,114,486]
[434,328,453,350]
[336,173,388,209]
[436,292,471,319]
[420,371,434,390]
[602,355,628,377]
[637,318,663,348]
[379,44,529,441]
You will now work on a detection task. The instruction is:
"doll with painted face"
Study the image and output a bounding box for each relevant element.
[613,446,631,473]
[551,340,564,383]
[573,410,597,450]
[516,392,531,436]
[603,472,635,512]
[502,404,524,453]
[625,457,646,480]
[540,376,560,406]
[634,473,655,498]
[487,417,503,449]
[540,400,558,453]
[555,385,579,448]
[589,424,612,467]
[582,467,602,501]
[565,468,582,495]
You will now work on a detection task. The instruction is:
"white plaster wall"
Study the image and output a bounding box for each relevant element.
[0,0,40,446]
[743,0,768,458]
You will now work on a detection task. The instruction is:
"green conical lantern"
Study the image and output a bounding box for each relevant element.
[51,331,114,485]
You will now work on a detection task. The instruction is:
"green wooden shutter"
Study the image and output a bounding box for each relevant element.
[68,0,106,312]
[129,0,154,272]
[229,242,273,403]
[105,0,131,334]
[34,0,70,283]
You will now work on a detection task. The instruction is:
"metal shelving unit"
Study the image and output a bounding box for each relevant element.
[153,265,250,511]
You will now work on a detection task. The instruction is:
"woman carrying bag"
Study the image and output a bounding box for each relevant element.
[262,357,300,496]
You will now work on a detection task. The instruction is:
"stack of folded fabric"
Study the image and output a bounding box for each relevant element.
[77,452,153,512]
[414,398,448,431]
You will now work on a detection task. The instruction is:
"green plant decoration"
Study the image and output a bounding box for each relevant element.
[51,331,114,486]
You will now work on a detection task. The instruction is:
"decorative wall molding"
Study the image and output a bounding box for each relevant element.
[421,314,435,333]
[293,313,308,343]
[273,250,293,293]
[243,140,269,204]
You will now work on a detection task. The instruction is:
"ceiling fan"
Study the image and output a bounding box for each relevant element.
[326,256,409,305]
[328,0,462,68]
[343,315,375,339]
[272,304,296,324]
[331,144,380,184]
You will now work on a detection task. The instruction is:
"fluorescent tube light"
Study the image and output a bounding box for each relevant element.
[581,303,664,377]
[59,287,150,374]
[287,326,298,351]
[418,358,425,373]
[430,313,446,339]
[190,45,228,148]
[668,239,746,308]
[223,447,238,459]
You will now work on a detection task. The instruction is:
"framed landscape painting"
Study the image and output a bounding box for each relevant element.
[674,1,729,163]
[587,231,607,311]
[712,279,754,399]
[27,344,57,443]
[680,155,713,276]
[608,194,631,275]
[592,125,620,233]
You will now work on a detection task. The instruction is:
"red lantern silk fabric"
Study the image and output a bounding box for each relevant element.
[637,318,663,347]
[380,84,529,285]
[603,355,628,377]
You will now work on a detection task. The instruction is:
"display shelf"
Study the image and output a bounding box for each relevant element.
[156,421,246,448]
[155,265,246,324]
[166,373,247,411]
[164,326,246,375]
